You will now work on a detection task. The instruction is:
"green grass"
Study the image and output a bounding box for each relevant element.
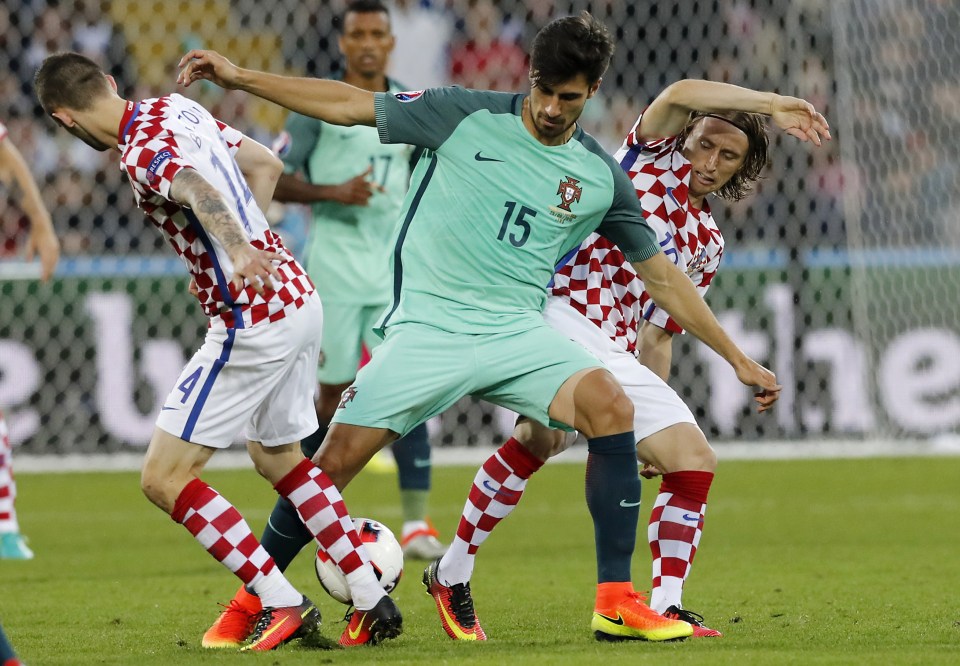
[1,456,958,664]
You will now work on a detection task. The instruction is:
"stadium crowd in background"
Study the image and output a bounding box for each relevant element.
[7,0,956,261]
[3,1,959,261]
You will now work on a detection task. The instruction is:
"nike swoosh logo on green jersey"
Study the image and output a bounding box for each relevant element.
[474,151,504,163]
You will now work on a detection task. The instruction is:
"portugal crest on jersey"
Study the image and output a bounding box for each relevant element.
[556,176,582,212]
[338,386,358,410]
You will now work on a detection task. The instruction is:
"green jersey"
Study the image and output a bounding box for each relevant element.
[373,87,660,335]
[281,78,415,304]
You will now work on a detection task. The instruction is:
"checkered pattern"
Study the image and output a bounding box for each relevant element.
[615,116,725,333]
[0,412,18,533]
[171,478,276,585]
[550,233,645,355]
[551,112,725,352]
[456,438,542,556]
[274,459,369,576]
[647,490,706,613]
[118,94,315,330]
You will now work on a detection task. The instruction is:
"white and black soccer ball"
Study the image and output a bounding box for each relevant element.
[315,517,404,605]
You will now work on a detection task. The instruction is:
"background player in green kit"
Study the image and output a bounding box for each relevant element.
[200,1,445,649]
[180,12,781,645]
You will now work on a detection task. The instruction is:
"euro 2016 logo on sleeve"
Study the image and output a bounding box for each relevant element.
[394,90,424,103]
[338,386,358,410]
[556,176,582,212]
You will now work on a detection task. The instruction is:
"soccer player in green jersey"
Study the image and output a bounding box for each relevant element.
[201,0,446,649]
[179,12,781,644]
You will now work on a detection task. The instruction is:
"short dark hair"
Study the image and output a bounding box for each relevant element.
[529,11,614,89]
[34,51,112,116]
[677,111,770,201]
[339,0,390,30]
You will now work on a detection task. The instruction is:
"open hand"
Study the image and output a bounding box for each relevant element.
[229,244,283,297]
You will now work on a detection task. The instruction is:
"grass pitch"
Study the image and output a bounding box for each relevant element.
[1,455,957,665]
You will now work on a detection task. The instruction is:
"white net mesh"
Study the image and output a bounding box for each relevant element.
[1,0,958,454]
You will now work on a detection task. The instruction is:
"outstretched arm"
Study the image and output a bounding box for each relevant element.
[638,79,830,145]
[0,136,59,281]
[170,168,282,295]
[631,252,781,412]
[177,50,375,127]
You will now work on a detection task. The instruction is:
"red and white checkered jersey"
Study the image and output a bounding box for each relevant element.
[550,113,724,353]
[118,94,314,329]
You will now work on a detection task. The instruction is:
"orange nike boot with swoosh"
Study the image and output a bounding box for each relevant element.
[591,583,692,642]
[338,595,403,646]
[241,596,321,651]
[663,605,723,637]
[422,558,487,640]
[201,585,262,648]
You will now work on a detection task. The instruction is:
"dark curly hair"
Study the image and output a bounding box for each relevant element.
[676,110,769,201]
[529,11,614,88]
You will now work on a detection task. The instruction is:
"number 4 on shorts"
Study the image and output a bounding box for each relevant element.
[178,366,203,404]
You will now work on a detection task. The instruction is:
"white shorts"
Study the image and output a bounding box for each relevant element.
[542,297,697,441]
[156,293,323,448]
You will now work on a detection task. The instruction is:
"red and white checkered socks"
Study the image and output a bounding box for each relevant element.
[0,415,18,533]
[439,437,544,586]
[171,478,300,607]
[648,470,714,613]
[273,459,383,611]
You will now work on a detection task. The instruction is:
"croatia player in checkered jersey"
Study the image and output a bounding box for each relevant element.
[35,53,404,650]
[0,117,59,666]
[0,117,60,564]
[433,79,829,638]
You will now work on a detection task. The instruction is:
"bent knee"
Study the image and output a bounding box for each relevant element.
[514,420,565,460]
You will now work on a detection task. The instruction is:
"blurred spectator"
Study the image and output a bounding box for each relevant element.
[389,0,455,88]
[449,0,527,91]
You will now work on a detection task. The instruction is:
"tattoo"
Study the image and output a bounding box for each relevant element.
[171,168,248,250]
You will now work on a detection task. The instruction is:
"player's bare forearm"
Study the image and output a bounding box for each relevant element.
[275,169,377,206]
[632,253,782,407]
[178,50,375,126]
[632,253,745,371]
[171,169,249,252]
[273,173,334,204]
[639,79,830,145]
[0,137,59,279]
[241,72,375,126]
[0,138,54,233]
[171,168,282,295]
[234,136,283,212]
[636,321,673,382]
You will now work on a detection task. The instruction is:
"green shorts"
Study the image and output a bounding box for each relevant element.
[331,322,603,436]
[317,302,387,385]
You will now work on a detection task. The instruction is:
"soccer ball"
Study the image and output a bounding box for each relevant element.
[315,518,404,605]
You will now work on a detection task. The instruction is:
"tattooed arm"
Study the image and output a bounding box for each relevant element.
[170,167,281,295]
